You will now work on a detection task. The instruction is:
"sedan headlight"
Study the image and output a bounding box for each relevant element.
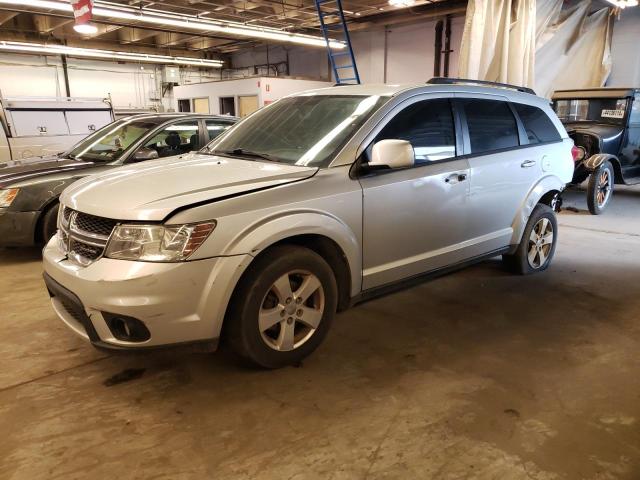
[105,221,216,262]
[0,188,19,207]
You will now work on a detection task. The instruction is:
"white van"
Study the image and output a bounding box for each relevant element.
[0,96,114,165]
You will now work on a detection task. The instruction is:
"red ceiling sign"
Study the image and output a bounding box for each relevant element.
[70,0,94,24]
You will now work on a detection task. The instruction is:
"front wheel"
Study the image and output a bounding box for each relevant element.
[503,204,558,275]
[225,245,338,369]
[587,161,614,215]
[41,202,59,245]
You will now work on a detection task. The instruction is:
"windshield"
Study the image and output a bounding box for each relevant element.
[205,94,388,167]
[68,118,164,162]
[554,98,628,125]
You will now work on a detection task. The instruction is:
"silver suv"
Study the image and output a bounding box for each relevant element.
[43,79,574,368]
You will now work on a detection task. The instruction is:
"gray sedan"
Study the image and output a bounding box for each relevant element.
[0,113,237,247]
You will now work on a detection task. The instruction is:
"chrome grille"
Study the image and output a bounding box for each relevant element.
[59,206,118,266]
[73,212,118,237]
[62,206,72,223]
[69,239,103,261]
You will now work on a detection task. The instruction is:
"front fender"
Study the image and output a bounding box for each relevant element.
[220,210,362,296]
[510,175,566,246]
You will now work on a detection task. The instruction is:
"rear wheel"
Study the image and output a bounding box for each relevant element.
[226,245,338,369]
[503,203,558,275]
[587,161,614,215]
[41,202,59,245]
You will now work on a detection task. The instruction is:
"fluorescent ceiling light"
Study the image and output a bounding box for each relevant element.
[388,0,416,6]
[0,0,346,49]
[73,23,98,34]
[0,40,224,67]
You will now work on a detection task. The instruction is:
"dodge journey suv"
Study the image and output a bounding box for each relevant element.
[43,78,574,368]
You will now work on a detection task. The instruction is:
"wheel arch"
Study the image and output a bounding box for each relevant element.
[584,154,623,184]
[510,175,565,246]
[33,195,60,244]
[239,233,353,312]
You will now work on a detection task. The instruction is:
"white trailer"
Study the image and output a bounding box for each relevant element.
[0,95,114,163]
[173,76,332,118]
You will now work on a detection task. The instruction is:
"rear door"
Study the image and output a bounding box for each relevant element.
[455,95,540,254]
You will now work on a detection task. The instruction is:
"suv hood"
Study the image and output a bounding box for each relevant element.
[61,153,318,221]
[0,156,97,188]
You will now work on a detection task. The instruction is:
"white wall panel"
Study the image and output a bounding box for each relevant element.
[608,8,640,87]
[0,54,62,97]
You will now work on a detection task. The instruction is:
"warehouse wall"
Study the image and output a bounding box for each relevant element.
[0,53,217,110]
[608,7,640,87]
[230,16,466,84]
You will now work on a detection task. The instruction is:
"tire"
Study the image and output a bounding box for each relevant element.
[41,202,59,245]
[503,203,558,275]
[587,161,614,215]
[226,245,338,369]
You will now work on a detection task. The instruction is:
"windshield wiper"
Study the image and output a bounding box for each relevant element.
[212,148,275,162]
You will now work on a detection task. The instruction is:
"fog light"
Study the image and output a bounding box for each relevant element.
[103,313,150,342]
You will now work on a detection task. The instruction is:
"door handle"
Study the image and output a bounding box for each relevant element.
[521,160,536,168]
[445,173,468,183]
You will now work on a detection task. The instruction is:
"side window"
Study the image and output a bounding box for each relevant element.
[461,99,520,154]
[375,98,456,164]
[630,94,640,125]
[142,120,200,158]
[514,103,561,144]
[206,119,234,141]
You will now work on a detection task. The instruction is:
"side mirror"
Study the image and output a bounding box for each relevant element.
[370,139,414,170]
[131,147,159,162]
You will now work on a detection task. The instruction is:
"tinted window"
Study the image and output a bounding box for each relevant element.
[205,119,234,141]
[462,99,519,154]
[142,120,200,158]
[514,103,561,144]
[375,99,456,163]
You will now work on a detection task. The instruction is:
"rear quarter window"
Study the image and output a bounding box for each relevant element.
[514,103,562,144]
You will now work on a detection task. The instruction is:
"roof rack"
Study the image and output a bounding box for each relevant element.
[427,77,536,95]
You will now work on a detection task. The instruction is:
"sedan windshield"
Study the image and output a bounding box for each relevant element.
[68,118,165,162]
[554,98,628,125]
[205,94,388,167]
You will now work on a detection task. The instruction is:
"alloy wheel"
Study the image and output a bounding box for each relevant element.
[258,270,325,351]
[527,218,554,269]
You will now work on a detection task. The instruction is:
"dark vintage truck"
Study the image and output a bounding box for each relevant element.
[552,88,640,214]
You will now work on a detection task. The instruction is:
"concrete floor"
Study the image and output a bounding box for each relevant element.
[1,186,639,480]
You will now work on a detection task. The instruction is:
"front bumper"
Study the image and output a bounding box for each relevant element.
[0,209,39,246]
[42,236,253,350]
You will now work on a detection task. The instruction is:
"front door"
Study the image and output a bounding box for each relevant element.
[359,97,471,290]
[620,93,640,180]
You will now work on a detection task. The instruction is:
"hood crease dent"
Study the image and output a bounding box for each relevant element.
[60,154,318,222]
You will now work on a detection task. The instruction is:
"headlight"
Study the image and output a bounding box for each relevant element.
[104,221,216,262]
[0,188,19,207]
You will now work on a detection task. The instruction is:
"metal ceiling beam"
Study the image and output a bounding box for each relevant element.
[0,10,18,25]
[32,13,73,33]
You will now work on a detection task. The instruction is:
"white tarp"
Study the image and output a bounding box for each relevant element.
[458,0,614,98]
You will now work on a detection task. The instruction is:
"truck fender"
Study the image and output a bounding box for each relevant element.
[583,153,618,172]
